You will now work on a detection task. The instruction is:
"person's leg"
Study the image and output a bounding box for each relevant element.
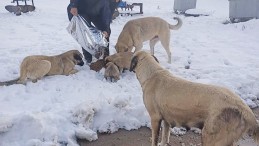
[103,31,110,59]
[67,4,73,21]
[102,27,111,59]
[82,48,92,63]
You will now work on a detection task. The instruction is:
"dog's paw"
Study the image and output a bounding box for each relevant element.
[67,69,79,75]
[90,59,105,72]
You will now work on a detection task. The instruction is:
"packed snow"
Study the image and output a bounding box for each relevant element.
[0,0,259,145]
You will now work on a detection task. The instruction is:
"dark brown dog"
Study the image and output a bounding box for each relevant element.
[90,59,105,72]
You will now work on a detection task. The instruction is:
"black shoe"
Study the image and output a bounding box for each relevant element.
[82,48,92,63]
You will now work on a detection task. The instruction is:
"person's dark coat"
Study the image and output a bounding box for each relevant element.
[68,0,117,34]
[67,0,119,63]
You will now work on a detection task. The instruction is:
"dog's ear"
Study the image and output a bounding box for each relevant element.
[104,57,111,65]
[152,55,159,63]
[74,53,84,66]
[74,53,83,60]
[130,56,138,72]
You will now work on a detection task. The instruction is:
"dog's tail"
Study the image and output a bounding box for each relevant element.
[0,78,19,86]
[169,17,182,30]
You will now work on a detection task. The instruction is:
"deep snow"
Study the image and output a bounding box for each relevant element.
[0,0,259,145]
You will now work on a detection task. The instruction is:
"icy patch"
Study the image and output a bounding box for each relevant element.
[75,126,98,141]
[191,127,202,134]
[98,120,120,133]
[171,127,187,136]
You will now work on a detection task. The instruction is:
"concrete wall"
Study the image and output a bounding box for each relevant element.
[229,0,258,19]
[174,0,197,12]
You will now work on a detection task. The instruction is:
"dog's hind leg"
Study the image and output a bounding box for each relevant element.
[151,117,162,146]
[17,61,30,84]
[17,77,27,85]
[202,108,247,146]
[159,32,171,63]
[149,37,159,55]
[159,120,171,146]
[27,60,51,81]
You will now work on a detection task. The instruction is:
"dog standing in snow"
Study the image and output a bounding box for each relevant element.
[115,17,182,63]
[130,51,259,146]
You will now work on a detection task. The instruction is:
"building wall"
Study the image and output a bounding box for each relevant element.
[229,0,258,19]
[174,0,197,12]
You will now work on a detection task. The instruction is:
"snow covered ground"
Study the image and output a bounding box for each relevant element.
[0,0,259,145]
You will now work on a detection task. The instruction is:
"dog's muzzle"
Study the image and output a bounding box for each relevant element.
[78,61,84,66]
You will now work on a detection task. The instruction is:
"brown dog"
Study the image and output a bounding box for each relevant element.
[0,50,84,86]
[104,62,120,82]
[115,17,182,63]
[105,52,133,73]
[130,51,259,146]
[90,59,105,72]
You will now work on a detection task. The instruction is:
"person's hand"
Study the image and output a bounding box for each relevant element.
[70,7,78,16]
[102,31,108,38]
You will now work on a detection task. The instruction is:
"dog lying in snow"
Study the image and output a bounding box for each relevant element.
[0,50,84,86]
[104,62,120,82]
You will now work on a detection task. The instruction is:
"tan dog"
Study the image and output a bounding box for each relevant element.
[115,17,182,63]
[104,62,120,82]
[0,50,84,86]
[105,52,133,73]
[130,51,259,146]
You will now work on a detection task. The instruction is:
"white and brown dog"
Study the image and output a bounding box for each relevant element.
[130,51,259,146]
[115,17,182,63]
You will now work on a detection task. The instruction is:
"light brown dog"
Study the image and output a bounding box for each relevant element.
[0,50,84,86]
[130,51,259,146]
[115,17,182,63]
[105,52,133,73]
[104,62,120,82]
